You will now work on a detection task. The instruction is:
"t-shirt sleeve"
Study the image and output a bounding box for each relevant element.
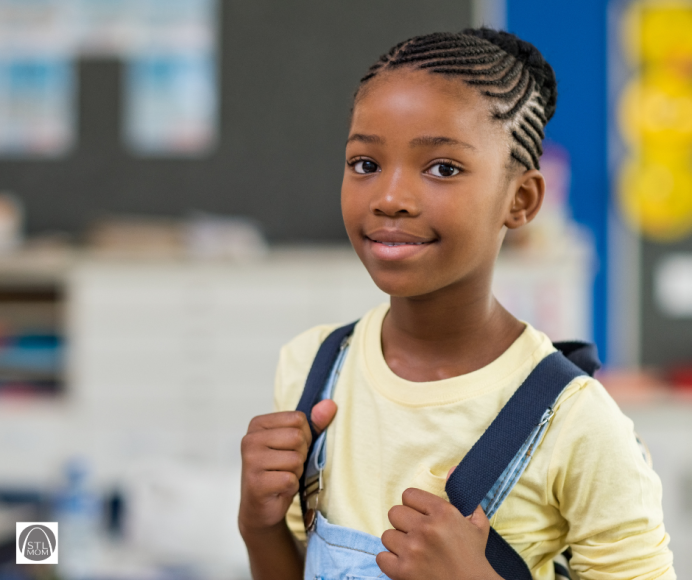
[549,380,675,579]
[273,323,341,543]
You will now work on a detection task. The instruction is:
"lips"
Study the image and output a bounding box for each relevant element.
[364,229,436,261]
[374,241,427,246]
[366,229,435,244]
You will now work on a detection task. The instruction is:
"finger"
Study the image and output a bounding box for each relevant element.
[380,528,407,556]
[248,411,311,444]
[255,449,305,476]
[375,550,399,578]
[311,399,338,435]
[468,505,490,535]
[256,470,300,498]
[387,504,423,533]
[446,465,456,481]
[256,427,310,455]
[401,487,443,515]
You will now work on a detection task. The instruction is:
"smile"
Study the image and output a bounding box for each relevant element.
[364,234,435,261]
[375,241,427,246]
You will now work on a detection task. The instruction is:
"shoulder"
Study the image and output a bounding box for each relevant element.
[547,375,656,497]
[552,375,635,448]
[272,303,388,412]
[273,323,342,412]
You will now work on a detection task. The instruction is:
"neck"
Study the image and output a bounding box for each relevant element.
[382,273,525,381]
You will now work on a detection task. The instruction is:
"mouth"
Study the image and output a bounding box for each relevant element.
[364,230,436,261]
[369,240,429,247]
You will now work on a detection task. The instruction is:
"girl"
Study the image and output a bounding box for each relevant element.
[239,28,675,579]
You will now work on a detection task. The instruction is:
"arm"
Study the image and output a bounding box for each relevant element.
[239,518,304,580]
[238,402,337,580]
[551,382,675,579]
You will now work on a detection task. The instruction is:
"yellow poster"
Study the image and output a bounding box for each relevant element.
[619,2,692,241]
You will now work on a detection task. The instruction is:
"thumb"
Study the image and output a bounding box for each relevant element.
[310,399,338,435]
[468,505,490,536]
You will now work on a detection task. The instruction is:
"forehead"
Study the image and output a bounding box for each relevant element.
[350,69,506,148]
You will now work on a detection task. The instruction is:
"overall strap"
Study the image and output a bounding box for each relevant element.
[296,322,357,515]
[445,351,587,579]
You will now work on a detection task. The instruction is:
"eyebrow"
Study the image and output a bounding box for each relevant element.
[346,133,384,145]
[409,136,477,151]
[346,133,476,151]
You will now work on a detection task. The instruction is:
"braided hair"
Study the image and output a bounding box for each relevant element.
[356,28,557,171]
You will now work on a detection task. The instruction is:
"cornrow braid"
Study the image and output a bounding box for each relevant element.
[355,27,557,171]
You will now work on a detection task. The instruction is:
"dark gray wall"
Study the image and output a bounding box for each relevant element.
[1,0,471,241]
[641,236,692,368]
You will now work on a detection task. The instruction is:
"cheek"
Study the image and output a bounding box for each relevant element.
[340,180,363,242]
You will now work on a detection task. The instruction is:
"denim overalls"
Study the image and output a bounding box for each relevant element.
[296,324,599,580]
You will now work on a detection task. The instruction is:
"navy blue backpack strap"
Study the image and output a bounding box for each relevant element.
[554,340,601,377]
[446,352,587,516]
[446,349,595,579]
[296,322,356,514]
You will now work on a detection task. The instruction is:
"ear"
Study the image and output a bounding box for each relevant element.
[504,169,545,229]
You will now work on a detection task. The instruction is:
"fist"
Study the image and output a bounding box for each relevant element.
[238,400,337,536]
[377,488,498,580]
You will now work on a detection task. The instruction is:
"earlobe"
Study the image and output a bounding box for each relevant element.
[505,169,545,230]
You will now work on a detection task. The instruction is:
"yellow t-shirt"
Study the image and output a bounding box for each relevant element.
[273,303,675,579]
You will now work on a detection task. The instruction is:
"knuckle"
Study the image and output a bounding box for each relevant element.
[287,450,304,470]
[248,415,263,430]
[287,411,306,427]
[408,536,425,557]
[418,520,436,539]
[286,428,303,448]
[278,470,296,489]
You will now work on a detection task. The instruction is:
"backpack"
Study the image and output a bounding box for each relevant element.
[296,321,600,579]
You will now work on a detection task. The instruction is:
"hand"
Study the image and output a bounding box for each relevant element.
[377,469,501,580]
[239,400,337,537]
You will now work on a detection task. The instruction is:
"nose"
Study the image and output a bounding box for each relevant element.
[370,168,421,217]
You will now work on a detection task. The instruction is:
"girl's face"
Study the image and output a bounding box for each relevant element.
[342,69,534,299]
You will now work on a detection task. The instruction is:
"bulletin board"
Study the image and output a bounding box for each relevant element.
[0,0,218,157]
[0,0,472,241]
[612,0,692,368]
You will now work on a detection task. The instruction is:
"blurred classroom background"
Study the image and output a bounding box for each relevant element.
[0,0,690,578]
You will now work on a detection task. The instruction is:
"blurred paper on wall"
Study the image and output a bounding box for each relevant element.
[0,56,75,157]
[0,0,74,54]
[134,0,217,53]
[74,0,137,56]
[124,52,217,156]
[655,254,692,317]
[0,0,218,158]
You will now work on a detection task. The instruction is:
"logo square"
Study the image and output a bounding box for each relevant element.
[16,522,58,564]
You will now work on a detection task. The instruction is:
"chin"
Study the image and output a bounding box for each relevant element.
[367,269,436,299]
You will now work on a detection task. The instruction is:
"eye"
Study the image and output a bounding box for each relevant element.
[428,162,461,178]
[351,159,379,174]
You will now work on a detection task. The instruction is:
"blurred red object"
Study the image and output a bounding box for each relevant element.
[597,368,670,404]
[668,366,692,390]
